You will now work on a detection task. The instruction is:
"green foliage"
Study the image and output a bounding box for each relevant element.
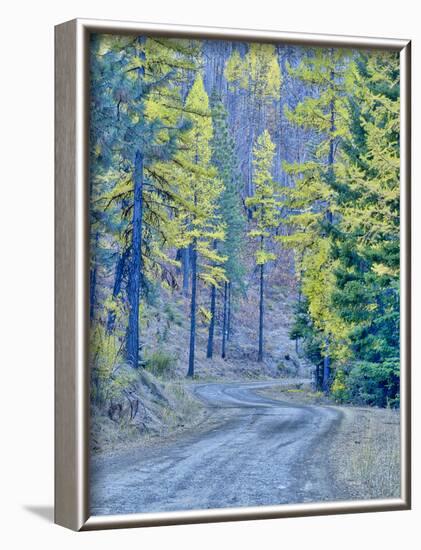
[246,129,280,264]
[246,129,281,361]
[225,43,281,102]
[210,93,246,290]
[176,74,227,287]
[90,322,140,407]
[330,368,348,402]
[163,302,183,326]
[144,350,178,378]
[89,33,204,338]
[332,361,400,408]
[333,52,400,361]
[90,323,121,384]
[284,49,400,405]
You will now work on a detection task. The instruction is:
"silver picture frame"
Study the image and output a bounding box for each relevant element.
[55,18,411,531]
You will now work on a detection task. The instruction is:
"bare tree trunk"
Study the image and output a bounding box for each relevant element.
[227,282,232,341]
[322,339,331,392]
[182,246,190,296]
[126,150,144,368]
[187,238,198,377]
[206,283,217,358]
[295,279,302,355]
[258,263,264,362]
[221,281,228,359]
[89,232,99,323]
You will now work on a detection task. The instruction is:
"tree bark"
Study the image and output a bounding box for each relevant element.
[322,339,331,392]
[221,281,228,359]
[315,363,322,391]
[89,266,97,323]
[295,279,302,355]
[206,240,218,358]
[187,238,197,377]
[227,281,232,341]
[182,246,190,296]
[258,263,264,362]
[126,150,144,368]
[206,283,217,358]
[89,232,99,323]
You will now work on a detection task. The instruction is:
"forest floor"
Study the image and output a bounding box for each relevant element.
[90,379,400,515]
[140,248,302,381]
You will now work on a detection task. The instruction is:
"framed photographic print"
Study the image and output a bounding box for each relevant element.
[55,18,411,531]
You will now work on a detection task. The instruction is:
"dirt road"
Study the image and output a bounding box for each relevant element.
[90,381,348,515]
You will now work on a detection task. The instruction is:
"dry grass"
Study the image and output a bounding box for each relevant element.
[258,385,331,405]
[257,386,401,500]
[158,379,204,433]
[333,407,400,499]
[90,373,208,454]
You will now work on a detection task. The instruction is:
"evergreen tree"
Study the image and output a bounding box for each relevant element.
[283,48,400,404]
[246,130,280,361]
[329,51,400,406]
[90,34,200,368]
[206,94,245,359]
[282,48,351,389]
[177,76,226,376]
[225,44,281,203]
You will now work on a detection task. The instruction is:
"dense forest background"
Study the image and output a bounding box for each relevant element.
[88,34,400,443]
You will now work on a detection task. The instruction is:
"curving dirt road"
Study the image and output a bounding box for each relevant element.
[90,381,349,516]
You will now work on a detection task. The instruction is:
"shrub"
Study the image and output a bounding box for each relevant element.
[90,322,122,407]
[331,369,349,403]
[164,302,183,326]
[276,361,297,377]
[145,350,177,378]
[332,360,400,408]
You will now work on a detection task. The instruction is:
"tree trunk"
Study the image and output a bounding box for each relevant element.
[315,363,322,391]
[295,280,302,355]
[126,150,144,368]
[322,339,331,392]
[89,232,99,323]
[206,283,217,358]
[227,282,232,341]
[221,281,228,359]
[206,240,218,358]
[107,247,128,333]
[182,246,190,296]
[187,238,197,377]
[89,265,97,323]
[258,263,264,362]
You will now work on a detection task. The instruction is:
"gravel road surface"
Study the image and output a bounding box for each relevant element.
[90,380,347,515]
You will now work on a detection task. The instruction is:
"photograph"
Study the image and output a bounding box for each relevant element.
[1,0,419,547]
[87,31,402,517]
